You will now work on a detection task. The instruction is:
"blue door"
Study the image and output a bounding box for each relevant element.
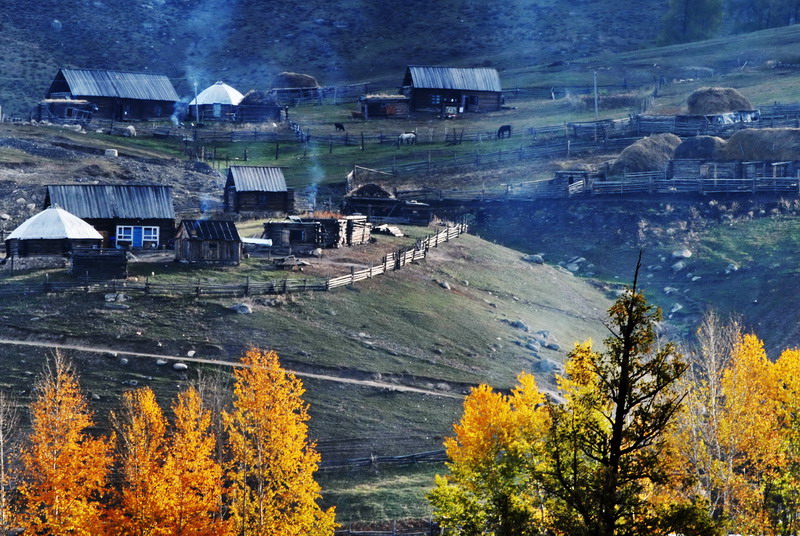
[132,227,143,247]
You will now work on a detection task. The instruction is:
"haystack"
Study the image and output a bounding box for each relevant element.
[610,133,681,176]
[239,90,278,106]
[718,128,800,161]
[271,72,320,88]
[686,87,753,115]
[674,136,727,160]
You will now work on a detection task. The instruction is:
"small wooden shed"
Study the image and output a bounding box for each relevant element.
[4,206,102,258]
[175,220,242,265]
[224,166,294,215]
[358,95,410,119]
[263,215,371,250]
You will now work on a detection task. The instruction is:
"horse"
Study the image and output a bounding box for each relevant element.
[497,124,512,139]
[334,122,346,131]
[398,132,416,145]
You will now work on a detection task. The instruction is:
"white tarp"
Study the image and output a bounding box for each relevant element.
[7,206,102,240]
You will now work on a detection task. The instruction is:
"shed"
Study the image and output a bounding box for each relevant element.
[358,95,410,119]
[224,166,294,215]
[188,81,244,122]
[44,184,175,249]
[4,206,102,258]
[45,68,179,121]
[402,66,502,115]
[175,220,242,265]
[263,215,371,250]
[237,90,282,123]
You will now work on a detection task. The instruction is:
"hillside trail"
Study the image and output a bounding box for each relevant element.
[0,337,464,400]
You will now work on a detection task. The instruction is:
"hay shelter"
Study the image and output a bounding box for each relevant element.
[610,133,682,176]
[718,128,800,161]
[674,136,727,160]
[686,87,753,115]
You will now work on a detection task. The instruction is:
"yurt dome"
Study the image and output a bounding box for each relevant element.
[189,81,244,106]
[7,206,102,240]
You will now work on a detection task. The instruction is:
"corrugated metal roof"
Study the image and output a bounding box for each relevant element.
[7,206,102,240]
[61,69,179,101]
[228,166,287,192]
[406,66,502,92]
[179,220,240,241]
[190,81,244,106]
[46,185,175,220]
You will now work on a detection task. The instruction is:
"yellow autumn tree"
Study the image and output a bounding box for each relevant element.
[0,391,19,534]
[428,373,550,536]
[159,386,228,536]
[112,387,169,535]
[223,348,335,536]
[20,352,114,535]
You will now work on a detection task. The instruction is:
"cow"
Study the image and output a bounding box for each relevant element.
[497,124,512,139]
[398,132,416,145]
[334,122,346,131]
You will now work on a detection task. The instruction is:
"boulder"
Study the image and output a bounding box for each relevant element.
[173,362,189,371]
[671,260,687,272]
[672,248,692,259]
[230,303,253,314]
[523,254,544,264]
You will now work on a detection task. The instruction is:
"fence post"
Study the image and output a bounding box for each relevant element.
[85,271,89,293]
[283,278,288,293]
[244,275,250,297]
[145,277,150,295]
[350,266,355,286]
[196,278,201,296]
[44,273,50,293]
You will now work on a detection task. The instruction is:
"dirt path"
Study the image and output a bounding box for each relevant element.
[0,337,464,400]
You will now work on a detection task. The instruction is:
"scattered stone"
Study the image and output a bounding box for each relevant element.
[187,350,195,357]
[691,276,702,281]
[104,149,118,157]
[671,260,687,272]
[509,320,530,332]
[663,286,678,295]
[0,214,9,221]
[311,248,323,257]
[104,303,130,310]
[119,358,129,366]
[522,254,544,264]
[725,263,739,274]
[670,303,683,314]
[439,281,451,290]
[156,359,168,366]
[91,393,101,401]
[173,362,189,371]
[647,264,663,271]
[566,263,580,272]
[672,248,692,259]
[230,303,252,314]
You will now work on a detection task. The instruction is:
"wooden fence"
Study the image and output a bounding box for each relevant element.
[0,224,469,299]
[334,521,438,536]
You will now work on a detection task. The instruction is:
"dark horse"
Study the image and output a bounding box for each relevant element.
[497,124,512,139]
[334,122,346,131]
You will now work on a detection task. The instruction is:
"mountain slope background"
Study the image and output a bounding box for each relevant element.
[1,0,673,115]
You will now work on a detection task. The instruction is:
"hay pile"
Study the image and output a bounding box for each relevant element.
[686,87,753,115]
[718,128,800,161]
[674,136,727,160]
[239,90,277,105]
[610,133,681,175]
[271,72,320,88]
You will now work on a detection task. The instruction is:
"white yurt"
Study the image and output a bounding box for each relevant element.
[4,205,102,258]
[188,81,245,122]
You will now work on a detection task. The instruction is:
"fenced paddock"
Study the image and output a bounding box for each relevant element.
[0,223,469,299]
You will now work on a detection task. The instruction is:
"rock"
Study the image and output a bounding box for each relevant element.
[311,248,323,257]
[104,303,130,310]
[691,276,701,281]
[526,340,542,352]
[523,254,544,264]
[663,286,678,295]
[533,359,561,373]
[566,263,580,272]
[156,359,168,366]
[15,198,26,205]
[672,248,692,259]
[544,342,560,351]
[50,19,62,31]
[187,350,195,357]
[510,320,530,332]
[104,149,118,157]
[567,256,586,264]
[439,281,451,290]
[119,358,129,366]
[91,393,101,401]
[671,260,687,272]
[230,303,252,314]
[670,303,683,314]
[26,204,36,211]
[173,362,189,371]
[725,263,739,274]
[0,214,9,221]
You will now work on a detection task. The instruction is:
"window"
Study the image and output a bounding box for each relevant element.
[468,95,479,106]
[142,227,159,243]
[430,94,441,105]
[116,226,159,248]
[116,226,133,243]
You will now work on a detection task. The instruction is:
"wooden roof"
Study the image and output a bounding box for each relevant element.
[404,66,502,92]
[45,184,175,220]
[226,166,288,192]
[178,220,241,241]
[52,69,179,101]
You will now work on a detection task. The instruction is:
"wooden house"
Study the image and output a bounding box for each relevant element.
[44,185,175,249]
[188,81,243,122]
[237,90,282,123]
[358,95,410,119]
[71,249,128,279]
[224,166,294,215]
[402,66,502,115]
[45,69,179,121]
[175,220,242,265]
[263,215,371,251]
[4,206,102,258]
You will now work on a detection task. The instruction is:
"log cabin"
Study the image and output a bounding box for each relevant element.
[402,66,502,115]
[224,166,294,215]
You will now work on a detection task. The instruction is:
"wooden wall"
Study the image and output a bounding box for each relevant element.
[175,239,241,265]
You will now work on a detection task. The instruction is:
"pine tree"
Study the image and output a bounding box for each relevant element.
[20,352,114,535]
[224,348,335,536]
